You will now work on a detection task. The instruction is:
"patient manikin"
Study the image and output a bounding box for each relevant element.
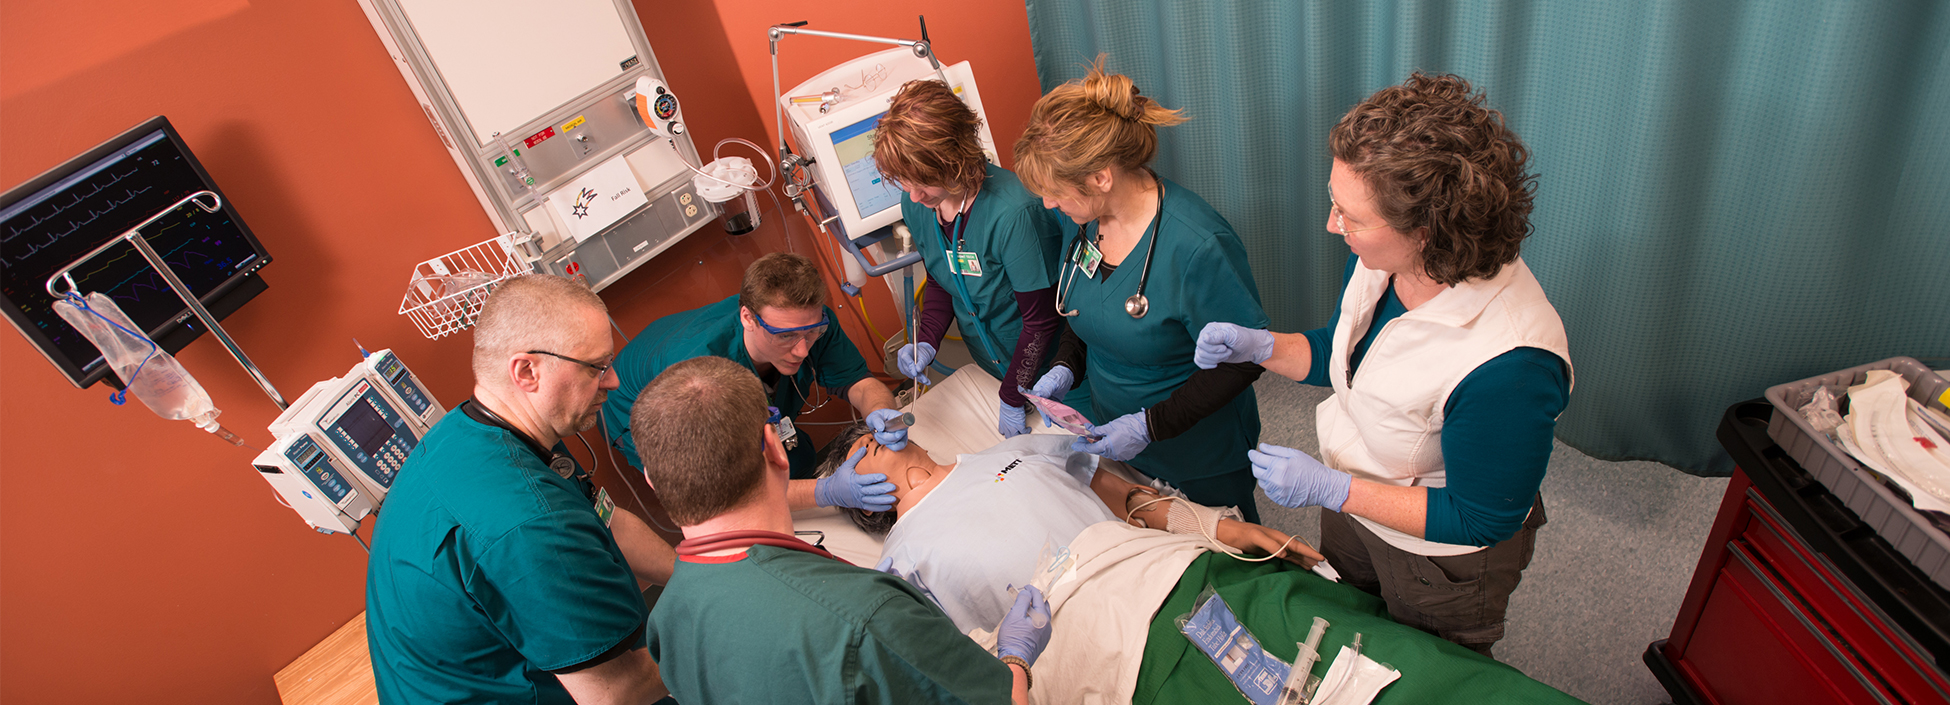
[817,427,1320,634]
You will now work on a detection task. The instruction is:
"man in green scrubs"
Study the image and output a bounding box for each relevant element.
[367,275,675,704]
[629,355,1049,705]
[603,253,903,512]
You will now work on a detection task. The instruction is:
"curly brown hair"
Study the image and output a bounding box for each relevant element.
[1330,73,1537,285]
[873,80,988,197]
[1013,55,1186,197]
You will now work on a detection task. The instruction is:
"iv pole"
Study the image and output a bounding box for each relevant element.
[45,191,291,410]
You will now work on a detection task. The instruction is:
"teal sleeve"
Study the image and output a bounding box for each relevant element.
[854,589,1014,704]
[1180,232,1270,335]
[809,305,873,393]
[473,510,648,671]
[996,202,1062,292]
[1297,255,1357,387]
[1423,348,1571,546]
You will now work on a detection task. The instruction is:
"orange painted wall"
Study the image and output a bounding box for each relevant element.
[0,0,1042,702]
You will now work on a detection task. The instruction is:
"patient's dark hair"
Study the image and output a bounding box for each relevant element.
[817,421,897,536]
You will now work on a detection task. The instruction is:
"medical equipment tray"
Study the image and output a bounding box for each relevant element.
[1764,356,1950,590]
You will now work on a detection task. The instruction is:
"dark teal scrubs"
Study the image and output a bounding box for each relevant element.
[367,411,646,705]
[1059,178,1270,485]
[649,545,1013,704]
[900,163,1064,377]
[603,295,872,478]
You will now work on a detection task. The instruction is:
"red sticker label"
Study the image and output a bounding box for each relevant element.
[523,127,556,148]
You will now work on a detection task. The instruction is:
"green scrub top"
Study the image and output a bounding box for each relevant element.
[901,163,1064,377]
[1058,178,1269,483]
[367,411,647,705]
[648,545,1013,704]
[604,295,872,478]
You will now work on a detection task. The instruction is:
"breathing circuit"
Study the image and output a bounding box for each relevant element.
[53,291,247,446]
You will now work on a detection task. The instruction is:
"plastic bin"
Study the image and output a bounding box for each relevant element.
[1766,357,1950,589]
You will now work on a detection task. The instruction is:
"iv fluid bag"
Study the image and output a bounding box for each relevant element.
[54,292,220,428]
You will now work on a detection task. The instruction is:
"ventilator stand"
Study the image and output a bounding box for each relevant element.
[45,191,289,411]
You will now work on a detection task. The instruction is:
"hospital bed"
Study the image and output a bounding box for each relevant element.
[791,365,1582,704]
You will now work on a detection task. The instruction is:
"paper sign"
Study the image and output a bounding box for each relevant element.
[546,155,648,242]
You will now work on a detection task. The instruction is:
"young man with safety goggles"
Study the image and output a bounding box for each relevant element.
[602,252,908,513]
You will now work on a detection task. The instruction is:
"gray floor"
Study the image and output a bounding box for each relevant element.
[1251,378,1728,705]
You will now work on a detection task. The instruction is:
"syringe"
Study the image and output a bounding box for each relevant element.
[1275,616,1330,705]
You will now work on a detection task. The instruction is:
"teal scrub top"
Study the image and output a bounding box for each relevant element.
[1058,178,1270,482]
[901,163,1064,377]
[648,545,1013,705]
[603,295,872,478]
[367,411,647,705]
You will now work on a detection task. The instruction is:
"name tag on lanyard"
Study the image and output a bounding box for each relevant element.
[1074,238,1104,279]
[594,487,615,527]
[952,250,984,276]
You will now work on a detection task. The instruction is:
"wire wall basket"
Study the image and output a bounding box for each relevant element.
[398,233,531,340]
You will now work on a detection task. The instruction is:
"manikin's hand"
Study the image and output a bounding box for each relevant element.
[1248,443,1350,511]
[814,447,895,511]
[1216,520,1325,568]
[1193,322,1276,369]
[866,408,910,451]
[1074,411,1150,462]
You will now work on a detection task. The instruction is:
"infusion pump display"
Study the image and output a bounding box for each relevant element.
[259,351,442,535]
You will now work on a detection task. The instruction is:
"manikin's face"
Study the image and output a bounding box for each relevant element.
[842,432,934,497]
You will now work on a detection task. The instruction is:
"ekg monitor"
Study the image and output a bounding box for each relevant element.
[0,116,273,389]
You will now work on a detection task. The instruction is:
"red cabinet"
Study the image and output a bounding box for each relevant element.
[1648,402,1950,705]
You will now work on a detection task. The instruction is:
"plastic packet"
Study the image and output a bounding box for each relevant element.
[53,292,220,429]
[1177,586,1290,705]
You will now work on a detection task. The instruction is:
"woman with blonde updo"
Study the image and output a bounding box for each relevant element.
[1014,58,1272,523]
[873,79,1066,438]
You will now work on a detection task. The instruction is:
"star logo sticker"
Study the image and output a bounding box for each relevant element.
[572,188,598,218]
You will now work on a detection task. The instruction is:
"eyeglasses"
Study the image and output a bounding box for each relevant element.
[526,350,614,377]
[751,309,830,345]
[1330,195,1390,236]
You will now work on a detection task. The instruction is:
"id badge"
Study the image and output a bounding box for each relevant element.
[594,487,616,527]
[952,251,984,276]
[777,416,799,449]
[1075,239,1104,279]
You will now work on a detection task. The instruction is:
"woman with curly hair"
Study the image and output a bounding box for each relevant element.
[1196,73,1573,656]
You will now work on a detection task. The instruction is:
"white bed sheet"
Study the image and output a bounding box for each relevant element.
[790,364,1074,566]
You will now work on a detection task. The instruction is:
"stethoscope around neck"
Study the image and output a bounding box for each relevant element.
[1055,175,1164,319]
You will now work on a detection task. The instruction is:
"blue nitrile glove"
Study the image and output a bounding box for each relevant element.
[1074,410,1151,462]
[897,342,936,382]
[998,401,1030,438]
[1248,442,1350,511]
[1194,322,1276,369]
[1024,366,1075,428]
[996,586,1053,665]
[867,408,910,451]
[814,447,896,511]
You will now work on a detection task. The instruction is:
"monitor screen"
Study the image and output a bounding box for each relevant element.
[0,116,272,389]
[828,111,903,221]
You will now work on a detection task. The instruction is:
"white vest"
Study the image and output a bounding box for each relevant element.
[1316,257,1573,556]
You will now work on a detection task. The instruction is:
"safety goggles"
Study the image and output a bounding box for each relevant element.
[751,309,830,345]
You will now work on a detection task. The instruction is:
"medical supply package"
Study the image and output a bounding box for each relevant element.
[1177,587,1291,705]
[1023,392,1101,439]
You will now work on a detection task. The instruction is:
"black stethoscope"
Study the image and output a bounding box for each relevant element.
[1055,176,1164,319]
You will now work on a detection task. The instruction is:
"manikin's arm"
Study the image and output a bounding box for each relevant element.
[1085,469,1322,567]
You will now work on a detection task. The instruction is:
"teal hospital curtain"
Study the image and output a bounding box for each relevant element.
[1023,1,1950,475]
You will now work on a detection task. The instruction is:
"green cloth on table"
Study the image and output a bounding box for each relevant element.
[1134,554,1583,705]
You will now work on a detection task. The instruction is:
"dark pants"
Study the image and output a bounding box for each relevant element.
[1319,495,1547,657]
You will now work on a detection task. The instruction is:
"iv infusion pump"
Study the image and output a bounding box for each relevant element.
[252,349,442,534]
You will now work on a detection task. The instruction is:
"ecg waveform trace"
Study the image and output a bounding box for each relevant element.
[0,132,265,377]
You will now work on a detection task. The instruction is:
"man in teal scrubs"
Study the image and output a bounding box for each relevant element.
[629,355,1049,704]
[367,275,675,704]
[603,252,903,511]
